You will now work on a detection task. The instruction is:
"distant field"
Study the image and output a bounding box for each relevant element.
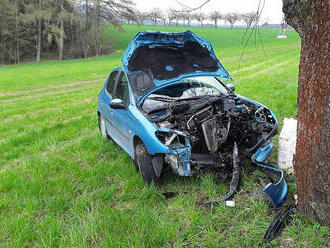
[0,25,328,247]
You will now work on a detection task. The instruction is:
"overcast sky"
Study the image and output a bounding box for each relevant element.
[135,0,284,24]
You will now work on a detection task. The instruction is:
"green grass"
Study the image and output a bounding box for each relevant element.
[0,25,328,247]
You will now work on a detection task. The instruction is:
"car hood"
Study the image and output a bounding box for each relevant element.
[122,30,231,102]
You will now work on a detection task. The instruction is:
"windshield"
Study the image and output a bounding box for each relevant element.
[147,76,231,100]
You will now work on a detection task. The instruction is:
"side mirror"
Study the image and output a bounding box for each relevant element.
[227,84,235,92]
[110,99,127,109]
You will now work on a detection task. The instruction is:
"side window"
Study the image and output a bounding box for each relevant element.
[114,72,129,104]
[105,71,118,97]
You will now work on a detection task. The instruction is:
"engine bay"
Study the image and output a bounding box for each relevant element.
[141,77,278,170]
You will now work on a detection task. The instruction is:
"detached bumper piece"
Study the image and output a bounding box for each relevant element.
[205,142,241,207]
[205,142,287,209]
[223,142,241,201]
[252,157,288,208]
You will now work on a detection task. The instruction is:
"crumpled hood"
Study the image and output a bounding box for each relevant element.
[122,30,231,101]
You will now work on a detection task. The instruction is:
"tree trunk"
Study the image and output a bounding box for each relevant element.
[2,39,5,65]
[15,0,20,64]
[85,0,88,32]
[214,19,217,28]
[283,0,330,225]
[95,0,100,56]
[59,0,64,60]
[36,0,41,62]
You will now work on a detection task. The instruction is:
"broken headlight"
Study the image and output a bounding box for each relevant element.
[255,107,276,125]
[155,130,186,148]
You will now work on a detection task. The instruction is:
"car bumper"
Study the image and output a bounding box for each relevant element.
[252,139,288,208]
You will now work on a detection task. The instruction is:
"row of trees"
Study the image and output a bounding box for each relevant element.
[0,0,262,65]
[137,9,260,28]
[0,0,137,65]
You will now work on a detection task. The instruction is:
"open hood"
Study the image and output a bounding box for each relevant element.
[122,30,231,101]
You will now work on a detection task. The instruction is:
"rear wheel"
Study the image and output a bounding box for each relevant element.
[98,114,110,140]
[134,142,160,185]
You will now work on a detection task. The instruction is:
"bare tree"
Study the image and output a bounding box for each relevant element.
[193,12,206,27]
[261,21,269,28]
[175,10,187,26]
[15,0,20,64]
[209,10,221,28]
[173,10,181,26]
[241,12,258,28]
[167,9,177,25]
[138,11,149,25]
[184,12,193,26]
[159,13,167,25]
[149,8,162,25]
[224,12,240,28]
[58,0,64,60]
[261,16,270,28]
[36,0,42,62]
[282,0,330,225]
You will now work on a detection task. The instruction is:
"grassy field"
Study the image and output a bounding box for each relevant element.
[0,25,328,247]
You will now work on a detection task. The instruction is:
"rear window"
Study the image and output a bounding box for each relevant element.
[106,71,118,97]
[114,72,130,104]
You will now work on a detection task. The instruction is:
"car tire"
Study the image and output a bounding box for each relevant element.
[98,114,110,140]
[134,142,160,186]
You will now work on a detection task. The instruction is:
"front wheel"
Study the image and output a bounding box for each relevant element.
[134,142,160,185]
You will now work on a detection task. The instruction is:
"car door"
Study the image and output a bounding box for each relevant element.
[100,70,119,139]
[110,71,131,150]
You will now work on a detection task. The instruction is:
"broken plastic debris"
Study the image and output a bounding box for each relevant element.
[264,204,298,242]
[225,200,235,207]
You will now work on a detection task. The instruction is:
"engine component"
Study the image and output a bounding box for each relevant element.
[186,106,213,134]
[201,117,229,152]
[218,98,235,116]
[201,117,219,152]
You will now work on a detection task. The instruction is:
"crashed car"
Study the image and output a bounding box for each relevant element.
[97,31,287,207]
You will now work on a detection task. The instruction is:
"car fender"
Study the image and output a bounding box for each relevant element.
[128,105,169,157]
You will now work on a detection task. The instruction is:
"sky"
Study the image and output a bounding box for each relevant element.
[134,0,284,24]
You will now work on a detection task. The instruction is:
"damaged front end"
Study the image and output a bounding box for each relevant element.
[155,128,192,176]
[121,30,287,208]
[143,77,287,208]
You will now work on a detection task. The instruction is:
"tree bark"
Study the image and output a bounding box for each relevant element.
[283,0,330,225]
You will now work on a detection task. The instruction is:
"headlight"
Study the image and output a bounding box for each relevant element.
[155,131,186,147]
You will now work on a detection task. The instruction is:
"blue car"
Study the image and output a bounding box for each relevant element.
[97,31,287,208]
